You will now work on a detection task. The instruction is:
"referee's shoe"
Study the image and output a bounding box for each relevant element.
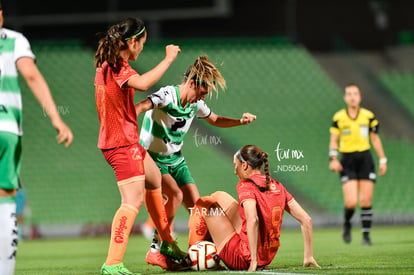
[342,222,351,244]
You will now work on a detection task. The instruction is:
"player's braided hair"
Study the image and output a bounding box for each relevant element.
[94,18,146,74]
[183,55,226,98]
[235,145,270,192]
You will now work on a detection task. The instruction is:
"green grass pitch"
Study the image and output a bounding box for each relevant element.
[15,225,414,274]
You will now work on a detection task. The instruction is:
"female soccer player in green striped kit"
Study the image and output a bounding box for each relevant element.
[135,55,256,270]
[0,3,73,274]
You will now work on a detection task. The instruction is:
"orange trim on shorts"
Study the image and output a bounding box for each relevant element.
[117,175,145,186]
[216,231,237,254]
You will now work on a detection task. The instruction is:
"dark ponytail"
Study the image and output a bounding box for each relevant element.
[94,18,146,73]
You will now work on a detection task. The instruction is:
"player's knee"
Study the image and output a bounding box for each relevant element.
[171,188,184,205]
[182,196,196,210]
[129,200,144,211]
[211,190,225,197]
[123,193,144,210]
[359,198,372,208]
[211,191,231,201]
[196,196,217,209]
[345,199,357,209]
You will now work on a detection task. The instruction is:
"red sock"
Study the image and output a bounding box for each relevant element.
[144,188,173,242]
[105,204,138,266]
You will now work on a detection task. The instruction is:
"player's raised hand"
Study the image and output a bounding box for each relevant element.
[165,44,181,63]
[240,112,256,125]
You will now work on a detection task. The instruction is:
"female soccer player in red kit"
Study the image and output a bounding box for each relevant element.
[188,145,320,271]
[94,17,186,275]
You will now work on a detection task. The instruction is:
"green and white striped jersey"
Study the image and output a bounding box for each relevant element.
[140,85,211,165]
[0,28,35,136]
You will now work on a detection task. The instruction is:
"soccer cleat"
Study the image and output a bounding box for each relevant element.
[160,240,188,262]
[101,263,139,275]
[146,249,190,271]
[342,222,351,244]
[362,235,372,246]
[342,229,351,244]
[146,249,169,270]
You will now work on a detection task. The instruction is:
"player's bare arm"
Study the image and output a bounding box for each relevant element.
[286,199,320,268]
[127,45,181,91]
[17,57,73,147]
[135,98,154,118]
[204,112,256,127]
[243,199,259,271]
[370,132,387,176]
[329,133,342,173]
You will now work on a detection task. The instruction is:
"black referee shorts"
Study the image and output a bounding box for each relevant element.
[340,150,376,183]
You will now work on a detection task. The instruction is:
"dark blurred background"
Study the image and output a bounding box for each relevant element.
[2,0,414,50]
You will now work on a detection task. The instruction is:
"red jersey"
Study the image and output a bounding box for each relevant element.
[95,60,139,149]
[237,174,293,268]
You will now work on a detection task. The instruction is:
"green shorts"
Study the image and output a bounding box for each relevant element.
[0,131,22,190]
[155,159,195,188]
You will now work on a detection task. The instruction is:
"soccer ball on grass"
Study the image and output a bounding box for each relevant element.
[188,241,220,271]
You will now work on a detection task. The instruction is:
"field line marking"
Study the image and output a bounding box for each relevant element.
[224,271,317,275]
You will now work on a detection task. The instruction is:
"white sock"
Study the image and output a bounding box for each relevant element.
[0,201,18,275]
[150,235,160,251]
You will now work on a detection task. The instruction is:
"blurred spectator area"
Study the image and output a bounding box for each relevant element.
[1,0,413,50]
[18,38,414,231]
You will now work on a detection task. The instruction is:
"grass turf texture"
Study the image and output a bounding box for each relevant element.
[15,225,414,275]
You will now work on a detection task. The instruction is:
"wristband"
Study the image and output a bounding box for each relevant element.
[379,158,388,164]
[329,149,338,157]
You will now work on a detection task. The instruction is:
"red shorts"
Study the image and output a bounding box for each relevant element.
[218,233,249,270]
[102,143,146,182]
